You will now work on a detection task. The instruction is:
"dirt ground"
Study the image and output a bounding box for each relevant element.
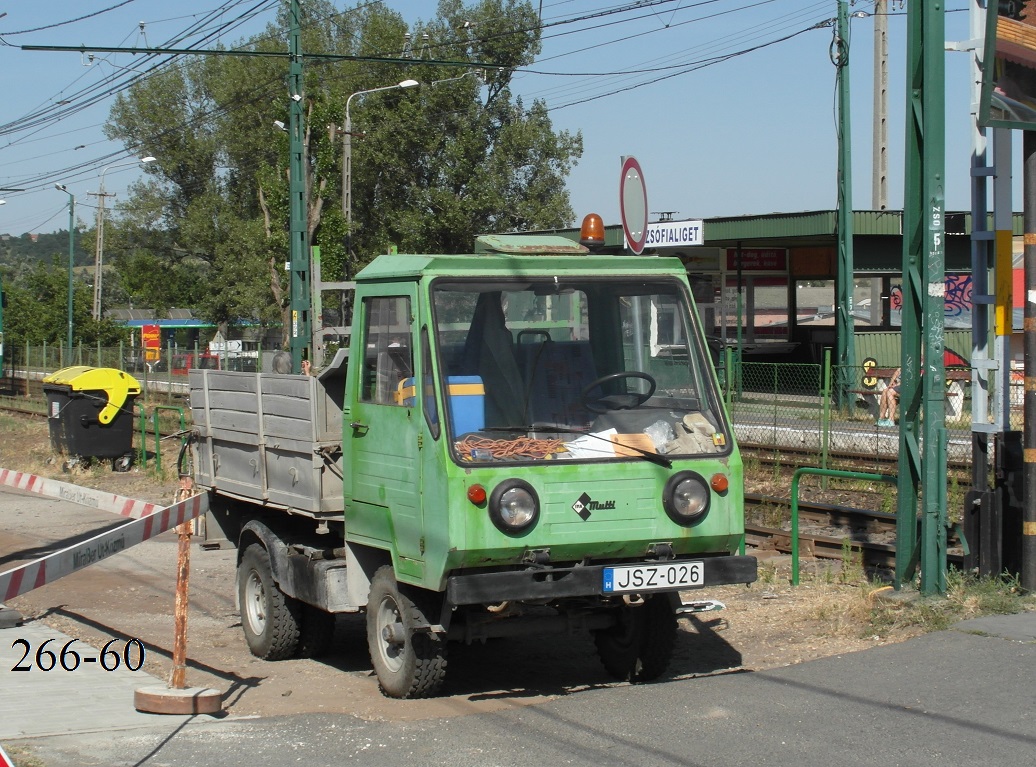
[0,411,918,721]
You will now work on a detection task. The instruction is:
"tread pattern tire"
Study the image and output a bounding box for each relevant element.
[366,566,447,699]
[238,543,301,661]
[594,594,677,683]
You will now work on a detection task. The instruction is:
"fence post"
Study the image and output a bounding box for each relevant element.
[166,340,174,402]
[822,348,832,481]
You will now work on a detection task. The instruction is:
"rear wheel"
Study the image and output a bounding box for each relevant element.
[112,452,134,472]
[594,594,677,682]
[366,566,446,698]
[238,544,301,660]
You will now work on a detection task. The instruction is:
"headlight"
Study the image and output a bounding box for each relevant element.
[662,471,711,526]
[489,480,539,534]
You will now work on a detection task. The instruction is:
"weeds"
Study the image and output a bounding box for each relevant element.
[757,562,779,585]
[865,570,1034,636]
[5,744,45,767]
[788,565,1034,642]
[839,538,866,584]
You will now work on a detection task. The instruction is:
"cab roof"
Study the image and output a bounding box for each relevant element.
[355,242,689,283]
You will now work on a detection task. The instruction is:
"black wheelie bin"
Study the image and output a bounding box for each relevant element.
[42,366,141,471]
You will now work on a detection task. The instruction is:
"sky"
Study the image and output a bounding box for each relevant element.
[0,1,1008,237]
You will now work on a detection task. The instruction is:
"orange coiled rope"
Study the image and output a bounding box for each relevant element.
[455,435,566,460]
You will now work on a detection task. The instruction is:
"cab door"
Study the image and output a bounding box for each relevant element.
[345,288,425,576]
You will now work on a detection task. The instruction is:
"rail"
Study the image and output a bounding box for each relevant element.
[790,467,897,586]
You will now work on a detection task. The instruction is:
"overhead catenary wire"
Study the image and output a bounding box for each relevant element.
[0,0,971,232]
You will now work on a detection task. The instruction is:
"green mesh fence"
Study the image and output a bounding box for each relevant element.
[726,360,825,464]
[718,357,988,467]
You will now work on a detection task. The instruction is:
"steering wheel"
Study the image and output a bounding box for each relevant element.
[580,371,657,414]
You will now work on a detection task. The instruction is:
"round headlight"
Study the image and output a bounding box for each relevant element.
[663,471,711,526]
[489,480,539,534]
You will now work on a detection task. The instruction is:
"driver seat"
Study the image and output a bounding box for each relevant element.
[520,340,598,430]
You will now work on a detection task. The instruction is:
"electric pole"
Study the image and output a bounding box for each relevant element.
[897,1,947,595]
[872,0,889,210]
[89,189,115,321]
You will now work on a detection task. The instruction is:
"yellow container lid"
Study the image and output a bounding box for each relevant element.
[43,367,141,424]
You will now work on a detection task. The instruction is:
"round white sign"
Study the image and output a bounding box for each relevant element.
[619,156,648,254]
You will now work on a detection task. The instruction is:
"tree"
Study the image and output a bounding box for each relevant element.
[4,260,125,350]
[104,0,582,346]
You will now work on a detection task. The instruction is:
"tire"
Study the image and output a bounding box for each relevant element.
[238,543,301,660]
[112,453,134,473]
[594,594,677,683]
[366,566,447,699]
[296,604,336,658]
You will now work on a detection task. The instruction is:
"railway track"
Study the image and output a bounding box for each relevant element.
[745,493,962,571]
[741,441,973,474]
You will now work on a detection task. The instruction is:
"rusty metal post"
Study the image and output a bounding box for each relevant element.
[134,476,222,715]
[170,520,191,690]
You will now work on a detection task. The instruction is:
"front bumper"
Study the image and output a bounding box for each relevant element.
[446,554,757,606]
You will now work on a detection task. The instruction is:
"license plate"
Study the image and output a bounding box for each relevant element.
[602,561,704,593]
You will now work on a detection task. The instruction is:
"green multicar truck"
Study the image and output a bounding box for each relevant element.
[189,231,757,698]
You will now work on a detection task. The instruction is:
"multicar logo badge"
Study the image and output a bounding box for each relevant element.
[572,492,616,521]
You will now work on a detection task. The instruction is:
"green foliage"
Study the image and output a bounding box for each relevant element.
[101,0,582,337]
[0,231,91,270]
[3,261,126,348]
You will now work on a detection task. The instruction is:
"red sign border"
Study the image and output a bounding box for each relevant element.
[619,156,648,255]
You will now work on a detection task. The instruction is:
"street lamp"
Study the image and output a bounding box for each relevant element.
[55,184,75,360]
[342,80,419,258]
[93,155,157,320]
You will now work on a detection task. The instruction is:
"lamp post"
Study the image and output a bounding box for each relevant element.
[93,155,156,320]
[342,80,419,259]
[55,184,75,360]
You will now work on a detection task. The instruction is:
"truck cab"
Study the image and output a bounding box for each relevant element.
[192,233,756,699]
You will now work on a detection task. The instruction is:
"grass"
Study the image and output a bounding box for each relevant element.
[5,744,45,767]
[798,568,1036,639]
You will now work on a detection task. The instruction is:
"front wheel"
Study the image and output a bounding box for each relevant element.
[366,566,447,698]
[238,543,301,660]
[593,594,677,682]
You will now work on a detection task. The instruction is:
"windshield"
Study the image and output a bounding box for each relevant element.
[431,277,730,465]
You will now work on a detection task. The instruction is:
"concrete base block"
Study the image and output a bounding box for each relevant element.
[134,685,223,715]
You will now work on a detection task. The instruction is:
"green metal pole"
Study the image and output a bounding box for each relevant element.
[835,0,857,413]
[821,347,832,476]
[288,0,310,373]
[735,241,744,402]
[791,468,898,586]
[899,1,947,594]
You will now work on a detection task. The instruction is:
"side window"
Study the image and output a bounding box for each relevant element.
[360,296,413,405]
[421,327,440,439]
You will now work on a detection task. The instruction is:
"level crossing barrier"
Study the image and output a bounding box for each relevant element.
[0,469,208,602]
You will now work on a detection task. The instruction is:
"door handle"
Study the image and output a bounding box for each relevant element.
[350,421,369,434]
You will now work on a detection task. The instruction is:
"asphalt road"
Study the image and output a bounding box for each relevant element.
[10,620,1036,767]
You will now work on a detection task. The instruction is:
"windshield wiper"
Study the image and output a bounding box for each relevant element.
[483,426,673,469]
